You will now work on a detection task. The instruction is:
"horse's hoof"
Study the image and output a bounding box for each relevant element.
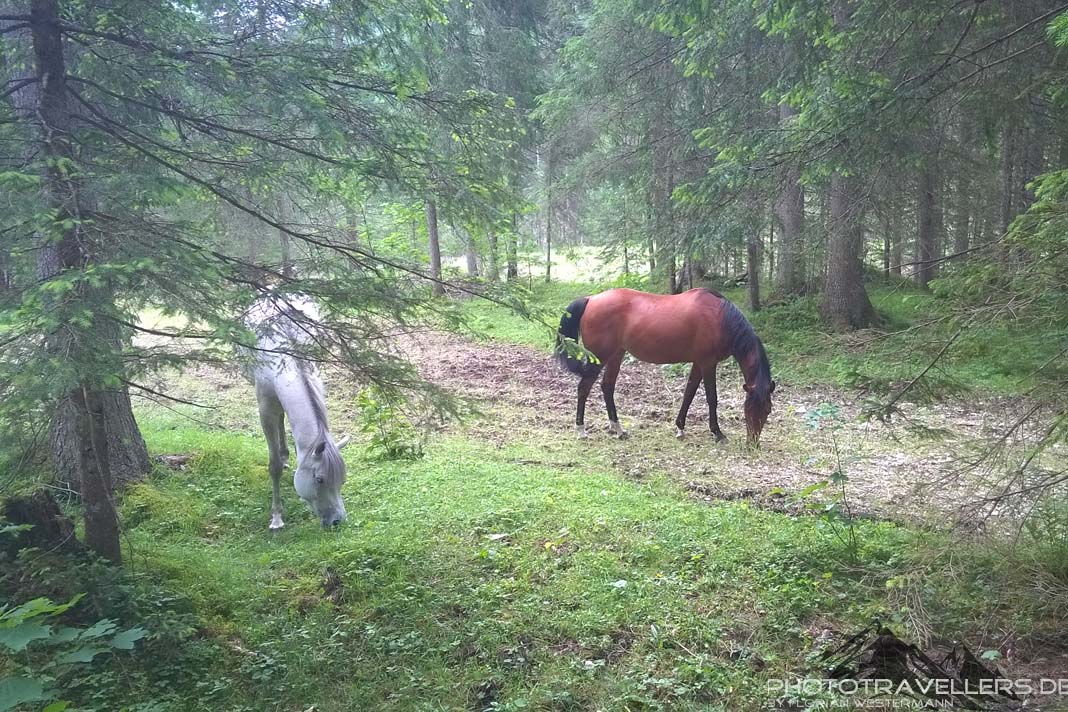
[608,422,627,439]
[675,427,685,440]
[269,514,285,530]
[575,425,588,439]
[713,432,727,444]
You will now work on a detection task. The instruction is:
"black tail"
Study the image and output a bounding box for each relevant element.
[555,297,599,377]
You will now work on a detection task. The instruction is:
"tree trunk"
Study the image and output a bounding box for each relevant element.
[891,207,903,278]
[31,0,125,562]
[747,228,761,312]
[999,119,1018,238]
[953,173,971,259]
[820,173,875,330]
[820,0,874,330]
[651,35,677,294]
[426,200,443,296]
[915,161,937,289]
[464,232,479,277]
[1019,105,1045,214]
[767,221,775,286]
[486,232,499,282]
[77,388,120,562]
[952,118,973,263]
[277,195,294,278]
[506,211,518,279]
[51,375,148,489]
[774,103,805,294]
[882,212,891,278]
[0,5,34,293]
[544,145,553,283]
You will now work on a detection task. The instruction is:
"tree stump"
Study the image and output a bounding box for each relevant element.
[1,489,82,556]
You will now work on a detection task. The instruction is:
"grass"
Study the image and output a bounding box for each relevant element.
[9,408,1047,711]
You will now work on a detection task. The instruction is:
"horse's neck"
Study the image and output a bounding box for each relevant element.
[273,365,327,452]
[734,347,761,388]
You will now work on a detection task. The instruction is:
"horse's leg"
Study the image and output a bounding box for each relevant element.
[674,363,702,439]
[258,396,286,530]
[701,363,727,443]
[575,370,600,438]
[602,352,627,439]
[276,411,289,469]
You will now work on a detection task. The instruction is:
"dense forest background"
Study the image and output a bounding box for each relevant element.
[2,1,1067,709]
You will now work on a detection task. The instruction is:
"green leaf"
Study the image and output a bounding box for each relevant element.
[110,627,147,650]
[55,646,108,664]
[43,701,70,712]
[50,627,80,644]
[0,677,48,712]
[0,622,51,652]
[799,481,828,498]
[78,619,117,640]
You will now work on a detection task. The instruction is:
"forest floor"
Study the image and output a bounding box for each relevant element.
[404,328,1051,528]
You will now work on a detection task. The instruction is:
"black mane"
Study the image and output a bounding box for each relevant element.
[717,294,772,391]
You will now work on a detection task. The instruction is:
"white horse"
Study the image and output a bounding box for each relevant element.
[243,294,350,529]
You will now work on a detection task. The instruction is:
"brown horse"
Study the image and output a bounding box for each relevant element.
[555,288,775,444]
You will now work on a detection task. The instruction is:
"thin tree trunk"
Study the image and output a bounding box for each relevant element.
[464,232,479,277]
[747,228,761,312]
[652,35,677,294]
[426,200,443,296]
[0,6,33,293]
[486,232,499,282]
[999,119,1017,238]
[544,144,553,283]
[277,195,294,279]
[1020,104,1045,214]
[891,207,903,278]
[953,174,971,259]
[882,212,891,278]
[767,221,775,287]
[774,103,805,294]
[506,211,518,279]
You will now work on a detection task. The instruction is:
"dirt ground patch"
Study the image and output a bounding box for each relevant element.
[403,331,1054,527]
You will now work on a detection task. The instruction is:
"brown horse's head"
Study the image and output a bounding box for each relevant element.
[743,379,775,445]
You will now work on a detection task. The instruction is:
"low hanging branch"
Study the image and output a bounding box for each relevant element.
[882,327,964,412]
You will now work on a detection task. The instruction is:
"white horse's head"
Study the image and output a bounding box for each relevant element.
[294,434,350,527]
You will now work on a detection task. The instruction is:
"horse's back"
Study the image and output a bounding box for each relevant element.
[582,288,730,364]
[242,294,322,385]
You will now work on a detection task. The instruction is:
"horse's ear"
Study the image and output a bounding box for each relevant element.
[314,441,327,457]
[335,434,351,450]
[743,383,753,394]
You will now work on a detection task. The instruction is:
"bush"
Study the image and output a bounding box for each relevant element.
[355,385,424,460]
